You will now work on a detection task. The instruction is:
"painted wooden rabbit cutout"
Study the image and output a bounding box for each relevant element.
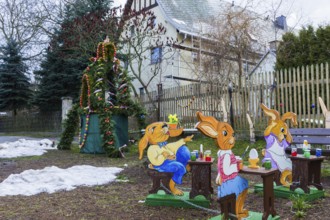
[260,103,297,186]
[138,122,193,195]
[196,112,248,219]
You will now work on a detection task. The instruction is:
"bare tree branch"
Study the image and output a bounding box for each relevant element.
[0,0,55,62]
[121,9,178,108]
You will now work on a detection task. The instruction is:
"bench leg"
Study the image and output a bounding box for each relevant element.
[149,176,161,194]
[147,170,173,194]
[218,194,237,220]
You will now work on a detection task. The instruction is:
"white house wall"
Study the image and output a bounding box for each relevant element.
[124,5,199,94]
[123,0,289,95]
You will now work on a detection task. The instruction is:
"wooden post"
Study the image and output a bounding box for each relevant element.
[157,84,162,121]
[246,113,256,143]
[221,98,228,123]
[318,97,330,128]
[61,97,73,122]
[228,83,234,128]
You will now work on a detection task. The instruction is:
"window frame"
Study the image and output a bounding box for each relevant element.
[150,47,162,64]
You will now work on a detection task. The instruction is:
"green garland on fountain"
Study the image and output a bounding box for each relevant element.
[58,104,79,150]
[58,38,146,157]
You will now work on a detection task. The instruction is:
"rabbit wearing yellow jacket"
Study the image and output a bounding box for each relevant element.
[139,122,193,195]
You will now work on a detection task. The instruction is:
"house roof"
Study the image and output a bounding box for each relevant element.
[157,0,231,36]
[156,0,287,45]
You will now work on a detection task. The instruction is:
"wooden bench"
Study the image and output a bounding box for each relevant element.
[285,128,330,156]
[147,169,173,194]
[218,193,237,220]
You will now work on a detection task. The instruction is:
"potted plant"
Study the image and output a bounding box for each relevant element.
[168,114,179,129]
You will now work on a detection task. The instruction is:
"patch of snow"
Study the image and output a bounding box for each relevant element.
[0,139,56,158]
[0,165,123,196]
[172,18,186,25]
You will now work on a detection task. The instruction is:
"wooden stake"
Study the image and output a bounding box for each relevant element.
[318,97,330,128]
[246,113,255,143]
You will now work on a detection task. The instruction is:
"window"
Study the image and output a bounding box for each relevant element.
[151,47,162,64]
[139,87,145,96]
[191,52,198,62]
[152,17,156,28]
[130,25,135,37]
[243,62,249,73]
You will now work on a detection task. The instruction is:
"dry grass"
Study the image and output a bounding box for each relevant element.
[0,144,329,220]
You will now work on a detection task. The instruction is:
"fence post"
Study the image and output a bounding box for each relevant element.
[157,84,163,121]
[228,82,234,128]
[221,98,228,123]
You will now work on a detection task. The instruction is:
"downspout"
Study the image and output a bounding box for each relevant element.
[179,33,187,77]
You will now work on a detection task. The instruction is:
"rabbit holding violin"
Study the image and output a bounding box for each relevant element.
[196,111,249,219]
[260,103,297,186]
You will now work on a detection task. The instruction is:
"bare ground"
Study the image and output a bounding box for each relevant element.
[0,148,329,220]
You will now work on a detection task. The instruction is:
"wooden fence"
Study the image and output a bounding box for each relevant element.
[274,63,330,129]
[0,111,62,133]
[139,63,330,139]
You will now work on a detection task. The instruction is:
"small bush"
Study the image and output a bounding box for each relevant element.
[289,194,312,218]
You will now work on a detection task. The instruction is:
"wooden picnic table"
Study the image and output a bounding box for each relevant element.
[188,158,214,200]
[289,155,325,193]
[240,166,278,220]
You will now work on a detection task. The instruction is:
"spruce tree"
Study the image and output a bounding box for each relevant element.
[276,25,330,70]
[0,39,31,115]
[33,47,76,112]
[34,0,116,112]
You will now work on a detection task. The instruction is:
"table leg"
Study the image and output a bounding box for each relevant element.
[300,161,310,193]
[309,161,323,190]
[190,165,198,199]
[208,165,214,194]
[189,164,213,200]
[290,160,310,193]
[262,173,277,220]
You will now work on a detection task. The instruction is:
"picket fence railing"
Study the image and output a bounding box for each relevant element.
[139,63,330,139]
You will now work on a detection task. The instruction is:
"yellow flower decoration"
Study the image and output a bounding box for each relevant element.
[168,114,178,124]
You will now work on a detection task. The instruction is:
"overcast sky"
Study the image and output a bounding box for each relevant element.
[286,0,330,28]
[114,0,330,28]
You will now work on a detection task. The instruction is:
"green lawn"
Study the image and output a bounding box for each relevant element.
[184,135,266,162]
